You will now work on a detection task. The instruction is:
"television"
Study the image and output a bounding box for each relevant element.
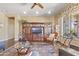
[32,27,43,34]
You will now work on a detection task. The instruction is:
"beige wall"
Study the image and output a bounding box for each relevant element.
[0,13,16,48]
[22,16,54,23]
[0,12,8,41]
[0,13,15,41]
[0,13,22,42]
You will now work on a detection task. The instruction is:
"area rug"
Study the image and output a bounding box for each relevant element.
[0,42,58,56]
[30,42,58,56]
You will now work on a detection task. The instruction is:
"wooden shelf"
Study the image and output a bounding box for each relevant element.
[22,22,52,42]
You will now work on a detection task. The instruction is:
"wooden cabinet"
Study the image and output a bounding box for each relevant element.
[22,22,52,42]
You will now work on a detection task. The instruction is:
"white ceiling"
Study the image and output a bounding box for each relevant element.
[0,3,65,16]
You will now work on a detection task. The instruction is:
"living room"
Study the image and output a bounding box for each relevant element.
[0,3,79,56]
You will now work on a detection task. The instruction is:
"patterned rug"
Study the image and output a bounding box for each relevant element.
[30,42,58,56]
[0,42,58,56]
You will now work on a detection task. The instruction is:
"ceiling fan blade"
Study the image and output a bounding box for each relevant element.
[38,3,44,9]
[31,3,36,9]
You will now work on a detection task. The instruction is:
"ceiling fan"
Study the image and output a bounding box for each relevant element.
[31,3,44,9]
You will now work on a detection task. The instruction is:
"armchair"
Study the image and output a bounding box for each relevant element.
[14,41,31,56]
[44,32,58,44]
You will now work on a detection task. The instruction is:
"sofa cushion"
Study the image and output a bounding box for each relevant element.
[0,41,5,50]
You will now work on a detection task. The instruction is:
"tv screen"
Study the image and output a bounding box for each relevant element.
[32,27,42,34]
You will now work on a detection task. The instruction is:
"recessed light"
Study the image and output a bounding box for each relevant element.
[36,11,39,14]
[48,10,51,14]
[24,11,26,14]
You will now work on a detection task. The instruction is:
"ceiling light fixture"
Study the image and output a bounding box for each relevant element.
[36,11,39,14]
[48,10,51,14]
[24,11,26,14]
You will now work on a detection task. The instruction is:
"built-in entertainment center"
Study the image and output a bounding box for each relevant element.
[22,22,52,42]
